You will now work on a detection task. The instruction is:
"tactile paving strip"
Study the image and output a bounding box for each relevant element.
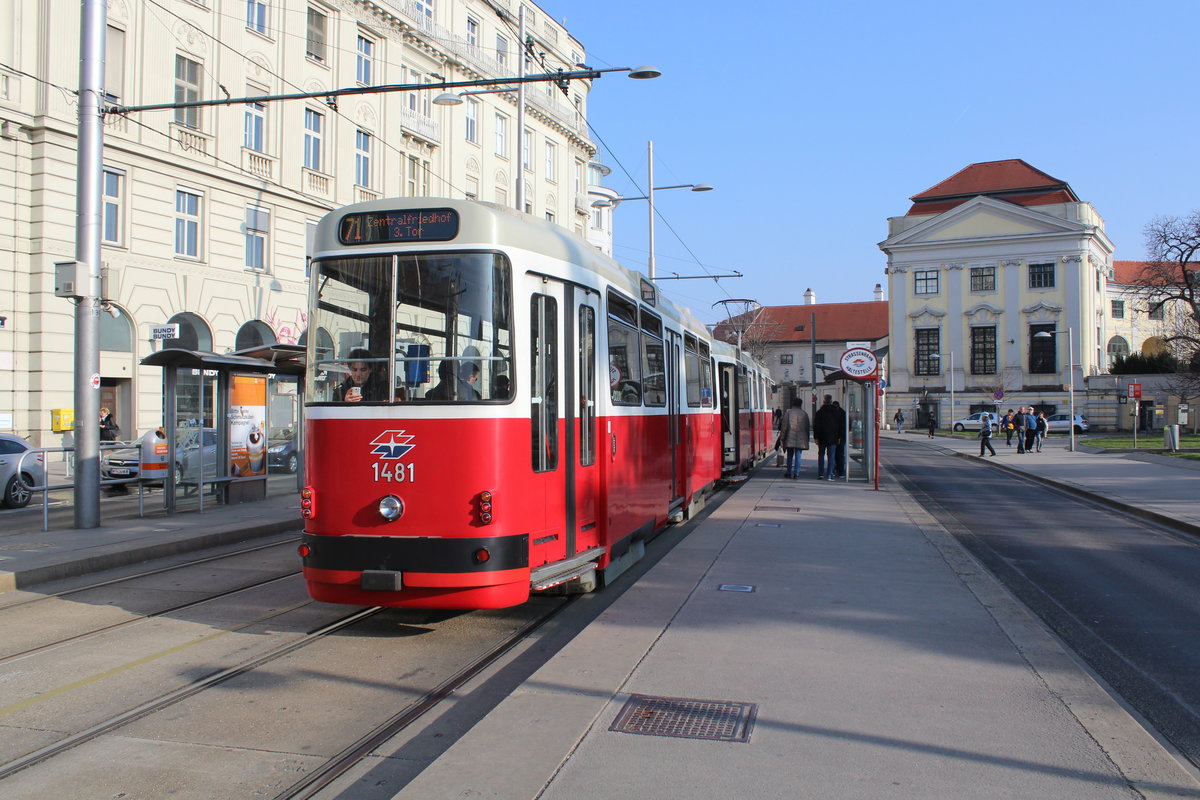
[609,694,757,743]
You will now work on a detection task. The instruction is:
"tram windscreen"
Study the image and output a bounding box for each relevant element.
[309,253,513,403]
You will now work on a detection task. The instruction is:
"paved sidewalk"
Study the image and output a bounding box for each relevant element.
[395,459,1200,799]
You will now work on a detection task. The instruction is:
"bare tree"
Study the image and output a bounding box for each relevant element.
[1141,212,1200,361]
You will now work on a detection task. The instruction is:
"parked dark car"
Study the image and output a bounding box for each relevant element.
[0,433,47,509]
[267,428,299,473]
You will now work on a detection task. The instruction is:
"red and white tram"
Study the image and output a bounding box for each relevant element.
[299,199,769,609]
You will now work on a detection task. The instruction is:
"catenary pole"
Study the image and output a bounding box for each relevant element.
[74,0,106,528]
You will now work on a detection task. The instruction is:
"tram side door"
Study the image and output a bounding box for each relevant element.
[719,362,737,469]
[665,331,684,509]
[531,275,600,560]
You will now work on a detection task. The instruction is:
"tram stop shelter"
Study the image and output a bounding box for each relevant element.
[140,344,305,513]
[813,345,887,485]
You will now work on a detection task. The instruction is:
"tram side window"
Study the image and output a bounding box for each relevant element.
[531,293,558,472]
[699,341,713,407]
[579,305,596,466]
[684,333,701,408]
[640,308,665,407]
[308,256,393,402]
[607,290,641,405]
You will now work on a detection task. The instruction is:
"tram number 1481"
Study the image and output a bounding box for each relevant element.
[372,462,416,483]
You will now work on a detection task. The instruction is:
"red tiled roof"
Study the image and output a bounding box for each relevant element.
[713,301,888,345]
[907,159,1078,216]
[1111,260,1151,285]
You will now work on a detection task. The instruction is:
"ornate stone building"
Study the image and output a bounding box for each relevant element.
[879,160,1114,428]
[0,0,599,444]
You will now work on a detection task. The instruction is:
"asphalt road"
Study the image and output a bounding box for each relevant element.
[885,437,1200,771]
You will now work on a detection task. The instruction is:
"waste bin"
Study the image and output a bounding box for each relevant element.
[1164,424,1180,452]
[140,428,170,483]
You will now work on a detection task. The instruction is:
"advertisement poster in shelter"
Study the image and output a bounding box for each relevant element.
[229,375,267,477]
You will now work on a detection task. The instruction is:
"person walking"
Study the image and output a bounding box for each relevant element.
[776,396,811,479]
[1015,406,1027,453]
[979,412,997,457]
[1024,407,1039,454]
[1001,409,1015,447]
[927,413,937,438]
[893,409,904,434]
[99,408,120,442]
[1035,411,1048,452]
[813,395,842,480]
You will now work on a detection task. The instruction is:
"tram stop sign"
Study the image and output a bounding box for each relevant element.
[839,347,878,381]
[1128,383,1143,399]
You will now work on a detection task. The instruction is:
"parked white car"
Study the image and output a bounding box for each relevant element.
[1046,413,1088,434]
[951,412,999,432]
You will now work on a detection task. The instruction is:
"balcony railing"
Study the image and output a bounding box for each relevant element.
[302,167,331,198]
[243,149,274,180]
[171,124,211,158]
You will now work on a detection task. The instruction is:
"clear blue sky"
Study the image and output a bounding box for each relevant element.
[551,0,1200,326]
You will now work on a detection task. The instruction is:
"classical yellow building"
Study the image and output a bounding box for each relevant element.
[879,160,1114,428]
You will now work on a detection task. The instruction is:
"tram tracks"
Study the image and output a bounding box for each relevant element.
[0,605,383,781]
[275,595,577,800]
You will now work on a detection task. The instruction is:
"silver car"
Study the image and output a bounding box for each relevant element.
[0,433,47,509]
[1046,413,1088,434]
[951,412,999,432]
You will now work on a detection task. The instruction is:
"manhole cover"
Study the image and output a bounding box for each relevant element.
[609,694,757,743]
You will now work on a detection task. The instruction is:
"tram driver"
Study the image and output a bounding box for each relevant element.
[333,348,380,402]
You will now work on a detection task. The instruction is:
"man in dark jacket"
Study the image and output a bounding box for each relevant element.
[812,395,843,480]
[1024,407,1039,454]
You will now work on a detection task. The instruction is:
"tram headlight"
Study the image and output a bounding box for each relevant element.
[378,494,405,522]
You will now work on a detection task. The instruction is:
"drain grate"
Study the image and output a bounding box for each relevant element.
[609,694,757,743]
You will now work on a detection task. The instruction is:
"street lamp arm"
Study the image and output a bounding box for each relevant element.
[107,66,656,115]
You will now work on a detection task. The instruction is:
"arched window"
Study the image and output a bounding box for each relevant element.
[1141,336,1166,356]
[236,320,276,351]
[298,327,334,363]
[164,312,212,351]
[1106,336,1129,370]
[99,306,134,352]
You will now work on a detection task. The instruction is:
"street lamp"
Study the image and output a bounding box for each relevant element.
[930,352,954,429]
[1035,328,1076,452]
[590,140,713,280]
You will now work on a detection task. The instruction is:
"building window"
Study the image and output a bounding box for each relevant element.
[306,7,328,63]
[970,266,995,292]
[915,328,939,376]
[522,128,532,171]
[914,269,938,295]
[102,168,124,245]
[465,97,479,143]
[1029,323,1056,374]
[1029,262,1055,289]
[407,155,429,196]
[175,189,202,258]
[244,98,266,152]
[174,55,202,129]
[779,354,794,365]
[1147,303,1165,321]
[546,211,555,224]
[495,34,508,69]
[245,206,270,271]
[105,26,125,104]
[356,35,374,85]
[466,16,479,48]
[303,109,323,171]
[544,141,556,182]
[246,0,268,34]
[414,0,434,22]
[1111,299,1125,319]
[354,129,372,188]
[1107,336,1130,369]
[495,114,508,157]
[970,326,996,375]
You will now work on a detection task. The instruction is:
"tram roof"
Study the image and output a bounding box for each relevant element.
[312,198,712,337]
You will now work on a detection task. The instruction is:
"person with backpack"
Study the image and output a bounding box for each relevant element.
[978,412,997,457]
[99,407,120,441]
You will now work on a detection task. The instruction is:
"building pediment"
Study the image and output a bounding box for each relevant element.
[881,196,1092,250]
[908,305,946,326]
[965,303,1004,323]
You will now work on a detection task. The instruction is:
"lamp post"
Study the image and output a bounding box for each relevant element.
[1035,328,1076,452]
[930,352,954,430]
[590,141,712,280]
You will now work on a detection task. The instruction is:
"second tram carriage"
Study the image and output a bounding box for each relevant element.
[299,199,770,609]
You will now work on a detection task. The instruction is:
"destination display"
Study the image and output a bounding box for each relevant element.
[338,208,459,244]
